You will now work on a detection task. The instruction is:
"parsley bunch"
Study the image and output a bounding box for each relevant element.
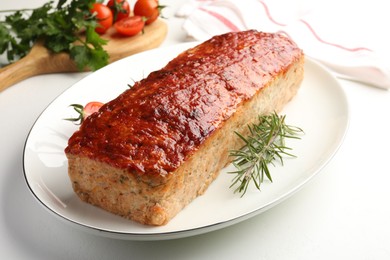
[0,0,109,71]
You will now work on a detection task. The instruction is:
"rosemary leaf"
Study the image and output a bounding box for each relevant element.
[228,112,304,196]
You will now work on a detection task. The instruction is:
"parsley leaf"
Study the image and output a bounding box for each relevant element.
[0,0,109,71]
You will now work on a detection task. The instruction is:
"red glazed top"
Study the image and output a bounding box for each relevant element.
[65,30,303,177]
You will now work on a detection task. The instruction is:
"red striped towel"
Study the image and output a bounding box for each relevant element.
[176,0,390,89]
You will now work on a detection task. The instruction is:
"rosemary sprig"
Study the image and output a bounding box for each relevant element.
[229,112,303,196]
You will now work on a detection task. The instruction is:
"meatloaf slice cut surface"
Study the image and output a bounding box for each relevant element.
[65,30,304,226]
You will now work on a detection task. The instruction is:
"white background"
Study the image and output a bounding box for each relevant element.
[1,0,390,259]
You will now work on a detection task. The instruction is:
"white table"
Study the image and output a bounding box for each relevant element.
[1,1,389,259]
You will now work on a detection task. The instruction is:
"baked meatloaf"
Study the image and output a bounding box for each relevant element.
[65,30,304,226]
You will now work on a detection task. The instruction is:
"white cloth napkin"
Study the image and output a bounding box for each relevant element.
[176,0,390,89]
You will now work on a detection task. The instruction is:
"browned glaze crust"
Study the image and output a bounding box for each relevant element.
[65,30,303,178]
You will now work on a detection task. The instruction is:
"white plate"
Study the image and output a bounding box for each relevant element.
[23,42,349,241]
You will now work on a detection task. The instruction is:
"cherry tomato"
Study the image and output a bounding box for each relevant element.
[90,3,113,34]
[83,102,104,118]
[66,102,104,124]
[133,0,160,25]
[114,16,145,36]
[106,0,130,22]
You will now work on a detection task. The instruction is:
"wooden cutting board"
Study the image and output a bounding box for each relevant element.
[0,19,168,92]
